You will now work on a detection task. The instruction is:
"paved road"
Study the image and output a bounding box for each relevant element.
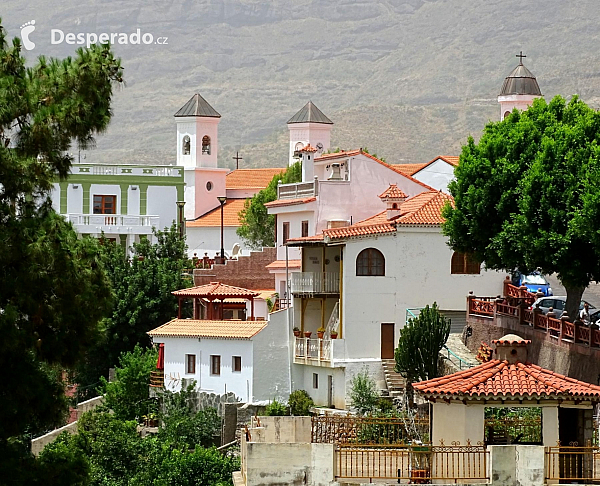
[545,274,600,308]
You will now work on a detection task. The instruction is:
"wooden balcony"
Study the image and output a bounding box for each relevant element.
[149,370,164,388]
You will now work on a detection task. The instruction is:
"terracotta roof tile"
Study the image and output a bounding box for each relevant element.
[413,360,600,398]
[440,156,460,166]
[392,163,429,176]
[378,184,408,199]
[396,191,454,226]
[226,168,284,190]
[265,259,302,269]
[186,199,247,227]
[148,318,267,339]
[300,144,318,153]
[264,197,316,209]
[173,282,260,298]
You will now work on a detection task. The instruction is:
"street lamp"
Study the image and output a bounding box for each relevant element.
[217,196,227,261]
[176,201,186,239]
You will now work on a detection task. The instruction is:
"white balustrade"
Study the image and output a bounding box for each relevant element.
[291,272,340,294]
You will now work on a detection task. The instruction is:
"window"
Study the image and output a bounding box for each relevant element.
[313,373,319,389]
[210,355,221,375]
[282,222,290,245]
[93,195,116,214]
[451,252,481,275]
[202,135,211,155]
[504,111,511,120]
[185,354,196,374]
[233,356,242,372]
[295,142,304,151]
[356,248,385,276]
[182,135,190,155]
[206,181,213,191]
[302,220,309,238]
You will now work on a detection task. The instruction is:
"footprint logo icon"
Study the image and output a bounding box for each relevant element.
[20,20,36,51]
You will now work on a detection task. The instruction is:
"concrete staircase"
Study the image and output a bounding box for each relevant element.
[381,359,406,398]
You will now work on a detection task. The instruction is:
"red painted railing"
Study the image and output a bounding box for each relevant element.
[468,291,600,350]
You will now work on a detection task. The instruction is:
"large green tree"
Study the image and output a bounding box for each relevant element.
[443,96,600,320]
[0,18,122,475]
[236,161,301,248]
[76,225,191,395]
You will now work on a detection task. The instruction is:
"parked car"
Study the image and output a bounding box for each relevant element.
[533,296,595,315]
[512,271,553,296]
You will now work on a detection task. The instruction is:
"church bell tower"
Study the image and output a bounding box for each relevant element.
[498,52,542,121]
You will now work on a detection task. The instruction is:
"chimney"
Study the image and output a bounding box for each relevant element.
[493,334,530,364]
[378,184,407,220]
[300,144,318,182]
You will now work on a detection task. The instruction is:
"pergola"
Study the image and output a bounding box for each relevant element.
[172,281,260,321]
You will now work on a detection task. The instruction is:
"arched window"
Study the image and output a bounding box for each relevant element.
[202,135,211,155]
[182,135,190,155]
[356,248,385,276]
[392,203,398,209]
[503,111,511,120]
[295,142,304,151]
[451,252,481,274]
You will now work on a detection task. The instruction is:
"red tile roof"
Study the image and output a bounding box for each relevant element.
[264,197,317,209]
[173,282,260,299]
[265,259,302,270]
[413,360,600,399]
[378,184,408,199]
[186,199,247,228]
[301,144,318,153]
[148,318,267,339]
[395,191,454,226]
[392,163,430,176]
[226,168,284,190]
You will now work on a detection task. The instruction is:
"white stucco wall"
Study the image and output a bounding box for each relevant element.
[50,184,60,212]
[432,401,485,445]
[147,185,178,230]
[186,226,251,258]
[154,335,254,401]
[412,159,455,192]
[66,184,83,214]
[274,209,314,261]
[127,186,140,215]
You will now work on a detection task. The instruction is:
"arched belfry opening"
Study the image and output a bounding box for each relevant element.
[202,135,211,155]
[182,135,190,155]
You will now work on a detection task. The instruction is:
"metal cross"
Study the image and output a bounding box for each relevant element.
[233,151,243,169]
[516,51,526,64]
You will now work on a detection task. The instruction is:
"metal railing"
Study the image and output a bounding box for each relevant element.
[442,345,475,370]
[290,272,340,295]
[71,164,182,178]
[311,415,429,445]
[294,337,331,361]
[545,445,600,482]
[67,214,160,227]
[149,370,164,388]
[277,180,317,199]
[335,443,489,482]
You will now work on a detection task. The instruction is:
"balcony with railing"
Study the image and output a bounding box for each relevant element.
[291,272,340,295]
[66,214,160,234]
[277,179,317,199]
[70,164,183,178]
[293,336,345,367]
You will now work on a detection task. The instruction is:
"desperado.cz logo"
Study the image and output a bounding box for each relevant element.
[19,20,168,50]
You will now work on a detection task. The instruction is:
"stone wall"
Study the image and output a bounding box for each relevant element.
[194,247,277,290]
[465,314,600,384]
[186,391,240,416]
[222,402,267,445]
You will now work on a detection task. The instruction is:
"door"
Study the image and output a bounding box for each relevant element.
[381,323,395,359]
[558,408,585,480]
[327,375,333,408]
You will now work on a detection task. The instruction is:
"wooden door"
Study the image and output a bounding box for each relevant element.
[381,323,395,359]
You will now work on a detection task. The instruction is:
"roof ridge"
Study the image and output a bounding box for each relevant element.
[360,151,439,192]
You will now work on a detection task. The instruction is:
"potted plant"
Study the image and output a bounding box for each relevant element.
[293,327,301,337]
[304,331,312,338]
[330,330,338,339]
[317,327,325,339]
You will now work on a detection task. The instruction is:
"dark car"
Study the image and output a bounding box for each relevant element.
[512,272,553,296]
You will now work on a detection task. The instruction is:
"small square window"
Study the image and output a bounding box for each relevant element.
[185,354,196,374]
[211,355,221,376]
[233,356,242,372]
[313,373,319,389]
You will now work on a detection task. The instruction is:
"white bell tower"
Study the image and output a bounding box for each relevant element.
[287,101,333,166]
[498,52,542,121]
[175,94,228,220]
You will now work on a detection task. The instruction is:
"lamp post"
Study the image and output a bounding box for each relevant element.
[176,201,186,239]
[217,196,227,261]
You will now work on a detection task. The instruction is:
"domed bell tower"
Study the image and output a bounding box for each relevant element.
[498,52,542,121]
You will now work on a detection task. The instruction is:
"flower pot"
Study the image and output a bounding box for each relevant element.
[317,331,324,339]
[410,469,429,484]
[330,333,338,339]
[304,331,312,338]
[293,330,301,337]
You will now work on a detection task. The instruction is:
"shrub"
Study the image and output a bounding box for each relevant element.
[264,399,288,416]
[288,390,314,416]
[349,370,379,415]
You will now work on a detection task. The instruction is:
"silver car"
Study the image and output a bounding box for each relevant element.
[533,296,594,315]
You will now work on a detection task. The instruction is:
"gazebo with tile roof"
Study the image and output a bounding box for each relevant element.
[173,281,260,320]
[413,334,600,447]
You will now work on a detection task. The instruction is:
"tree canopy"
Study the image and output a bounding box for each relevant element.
[0,18,122,476]
[236,161,301,249]
[443,96,600,319]
[394,303,450,384]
